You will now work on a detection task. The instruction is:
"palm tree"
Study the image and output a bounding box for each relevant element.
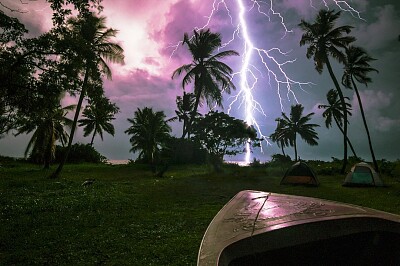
[125,107,171,171]
[299,9,355,173]
[16,104,75,169]
[318,89,358,157]
[269,118,289,156]
[78,97,119,146]
[172,29,239,138]
[167,92,200,139]
[51,13,124,178]
[274,104,319,161]
[342,45,379,172]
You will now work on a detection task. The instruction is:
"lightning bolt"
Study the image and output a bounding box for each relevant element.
[169,0,363,164]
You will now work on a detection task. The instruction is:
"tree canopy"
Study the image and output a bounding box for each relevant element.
[191,111,259,170]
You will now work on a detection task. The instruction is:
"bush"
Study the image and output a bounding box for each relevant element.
[271,154,292,164]
[161,137,207,165]
[377,159,396,176]
[55,143,107,164]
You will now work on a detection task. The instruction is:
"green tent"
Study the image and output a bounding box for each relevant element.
[343,162,384,187]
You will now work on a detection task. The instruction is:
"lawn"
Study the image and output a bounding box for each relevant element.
[1,162,400,265]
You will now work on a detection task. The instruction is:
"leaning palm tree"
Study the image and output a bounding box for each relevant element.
[125,107,171,171]
[172,29,239,138]
[342,45,379,172]
[78,97,119,146]
[275,104,319,161]
[318,89,358,157]
[299,9,355,173]
[16,104,75,169]
[51,13,124,178]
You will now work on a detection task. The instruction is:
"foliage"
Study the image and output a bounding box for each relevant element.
[54,143,106,163]
[299,9,355,173]
[51,12,124,178]
[161,137,208,165]
[270,118,290,156]
[125,107,171,170]
[271,104,319,161]
[16,101,75,169]
[318,89,352,129]
[78,96,119,146]
[318,89,357,157]
[168,92,200,139]
[271,154,292,164]
[0,11,33,136]
[0,1,107,139]
[342,45,380,172]
[172,28,239,138]
[191,111,259,171]
[298,9,355,73]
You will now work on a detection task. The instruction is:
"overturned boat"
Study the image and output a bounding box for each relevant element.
[198,190,400,265]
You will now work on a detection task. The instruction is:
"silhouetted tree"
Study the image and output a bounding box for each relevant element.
[125,107,171,172]
[191,111,259,171]
[299,9,355,173]
[318,89,357,157]
[16,104,74,169]
[51,13,124,178]
[273,104,319,161]
[172,29,238,138]
[270,118,289,157]
[342,45,379,172]
[78,96,119,146]
[167,92,199,139]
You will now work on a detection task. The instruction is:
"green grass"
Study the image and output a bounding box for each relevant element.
[1,162,400,265]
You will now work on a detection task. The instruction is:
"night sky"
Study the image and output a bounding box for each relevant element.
[1,0,399,162]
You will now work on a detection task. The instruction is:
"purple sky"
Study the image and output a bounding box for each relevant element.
[1,0,400,162]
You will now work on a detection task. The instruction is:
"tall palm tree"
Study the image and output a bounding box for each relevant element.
[51,13,124,178]
[78,97,119,146]
[274,104,319,161]
[172,29,239,138]
[299,9,355,173]
[342,45,379,172]
[125,107,171,170]
[318,89,358,157]
[16,104,75,169]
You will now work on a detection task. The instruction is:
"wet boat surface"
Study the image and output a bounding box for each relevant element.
[197,190,400,265]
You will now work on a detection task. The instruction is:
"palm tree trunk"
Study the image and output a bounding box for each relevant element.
[90,130,96,146]
[50,65,90,178]
[294,135,298,161]
[185,75,202,140]
[333,117,358,158]
[325,58,348,174]
[181,117,190,139]
[351,78,379,172]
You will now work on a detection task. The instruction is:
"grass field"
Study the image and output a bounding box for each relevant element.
[1,162,400,265]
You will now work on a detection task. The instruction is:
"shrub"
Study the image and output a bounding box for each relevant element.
[271,154,292,164]
[55,143,107,164]
[161,137,207,165]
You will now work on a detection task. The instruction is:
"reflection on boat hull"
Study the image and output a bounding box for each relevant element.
[198,190,400,266]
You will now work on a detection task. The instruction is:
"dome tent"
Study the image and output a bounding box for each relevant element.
[343,162,384,187]
[280,161,319,186]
